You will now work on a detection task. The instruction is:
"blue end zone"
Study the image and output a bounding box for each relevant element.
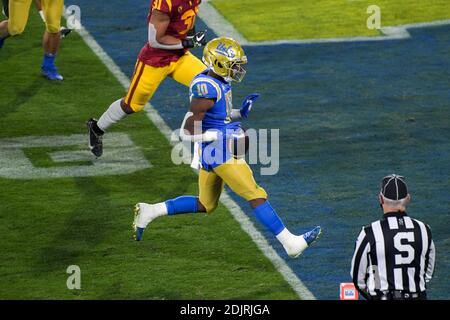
[69,0,449,299]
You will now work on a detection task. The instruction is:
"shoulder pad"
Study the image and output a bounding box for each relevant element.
[190,77,222,100]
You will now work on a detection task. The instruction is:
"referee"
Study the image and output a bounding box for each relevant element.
[350,174,435,300]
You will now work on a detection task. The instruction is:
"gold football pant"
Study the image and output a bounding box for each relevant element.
[8,0,63,35]
[124,52,206,112]
[198,158,268,213]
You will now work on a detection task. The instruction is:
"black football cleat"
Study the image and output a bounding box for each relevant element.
[86,118,103,157]
[60,27,72,38]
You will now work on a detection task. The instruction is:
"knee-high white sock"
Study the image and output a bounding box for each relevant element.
[97,99,127,132]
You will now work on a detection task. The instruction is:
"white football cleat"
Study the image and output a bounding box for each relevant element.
[133,202,167,241]
[133,203,154,241]
[283,237,308,258]
[280,226,322,258]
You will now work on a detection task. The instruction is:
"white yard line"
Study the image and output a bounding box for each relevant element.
[199,1,450,45]
[73,25,316,299]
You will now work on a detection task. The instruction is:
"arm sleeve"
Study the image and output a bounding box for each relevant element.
[425,225,436,282]
[148,23,184,50]
[148,0,185,50]
[350,227,371,299]
[230,109,241,119]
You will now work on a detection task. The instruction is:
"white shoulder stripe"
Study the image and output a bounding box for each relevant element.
[191,77,222,101]
[404,216,414,229]
[387,217,399,230]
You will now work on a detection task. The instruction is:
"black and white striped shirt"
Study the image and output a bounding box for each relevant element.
[351,212,435,299]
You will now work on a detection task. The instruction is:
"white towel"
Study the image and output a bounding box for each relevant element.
[190,142,201,170]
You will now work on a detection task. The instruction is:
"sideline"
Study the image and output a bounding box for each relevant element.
[199,1,450,46]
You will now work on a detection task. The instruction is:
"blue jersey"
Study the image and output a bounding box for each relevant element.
[190,70,233,130]
[189,70,242,171]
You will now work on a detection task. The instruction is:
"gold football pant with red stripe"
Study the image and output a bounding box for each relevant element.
[124,52,206,112]
[7,0,63,35]
[198,158,268,213]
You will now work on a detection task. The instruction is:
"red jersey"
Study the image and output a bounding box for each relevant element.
[138,0,201,67]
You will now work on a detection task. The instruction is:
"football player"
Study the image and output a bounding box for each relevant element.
[32,0,72,38]
[86,0,207,157]
[0,0,65,80]
[1,0,71,36]
[133,37,322,259]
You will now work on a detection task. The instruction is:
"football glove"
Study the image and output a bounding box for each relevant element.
[60,26,73,38]
[240,93,260,118]
[182,30,207,48]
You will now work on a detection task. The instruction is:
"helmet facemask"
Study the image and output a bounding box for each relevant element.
[228,60,247,83]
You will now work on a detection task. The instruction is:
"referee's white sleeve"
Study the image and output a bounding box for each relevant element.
[425,239,436,282]
[350,228,370,291]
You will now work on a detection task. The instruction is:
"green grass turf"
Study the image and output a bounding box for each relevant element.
[0,12,298,299]
[210,0,450,41]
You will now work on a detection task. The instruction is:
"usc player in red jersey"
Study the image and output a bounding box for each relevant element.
[87,0,207,157]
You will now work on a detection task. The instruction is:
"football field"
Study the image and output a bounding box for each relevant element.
[1,0,449,300]
[0,7,298,299]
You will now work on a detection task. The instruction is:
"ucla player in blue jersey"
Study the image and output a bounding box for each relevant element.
[133,37,321,258]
